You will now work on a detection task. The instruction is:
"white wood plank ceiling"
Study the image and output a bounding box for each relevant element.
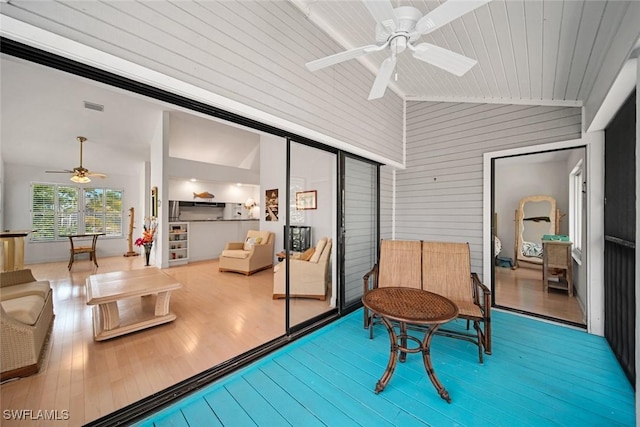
[295,0,634,106]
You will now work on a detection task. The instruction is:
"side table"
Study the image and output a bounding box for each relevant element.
[542,240,573,296]
[362,287,459,403]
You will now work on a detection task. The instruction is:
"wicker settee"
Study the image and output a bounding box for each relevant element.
[363,240,491,363]
[1,269,54,380]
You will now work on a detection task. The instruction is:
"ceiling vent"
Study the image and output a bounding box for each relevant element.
[83,101,104,112]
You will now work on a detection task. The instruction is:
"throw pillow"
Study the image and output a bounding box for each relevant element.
[309,238,327,263]
[244,237,258,251]
[299,247,315,261]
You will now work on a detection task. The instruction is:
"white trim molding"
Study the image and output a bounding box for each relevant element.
[483,132,605,336]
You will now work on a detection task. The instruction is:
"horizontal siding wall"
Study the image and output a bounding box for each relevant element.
[380,165,394,240]
[399,101,582,279]
[1,0,403,164]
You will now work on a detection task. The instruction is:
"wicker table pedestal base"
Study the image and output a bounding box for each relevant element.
[363,287,459,403]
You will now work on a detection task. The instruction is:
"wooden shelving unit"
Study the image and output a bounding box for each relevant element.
[168,222,189,266]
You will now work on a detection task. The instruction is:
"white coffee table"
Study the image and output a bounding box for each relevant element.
[86,268,182,341]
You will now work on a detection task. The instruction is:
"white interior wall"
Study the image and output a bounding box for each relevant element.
[259,134,287,264]
[167,179,257,205]
[167,157,259,186]
[3,163,143,264]
[290,143,335,248]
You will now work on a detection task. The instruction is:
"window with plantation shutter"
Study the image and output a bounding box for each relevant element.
[57,185,79,237]
[84,188,105,233]
[30,183,123,241]
[105,189,123,235]
[31,183,57,241]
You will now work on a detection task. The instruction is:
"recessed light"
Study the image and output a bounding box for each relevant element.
[190,178,197,182]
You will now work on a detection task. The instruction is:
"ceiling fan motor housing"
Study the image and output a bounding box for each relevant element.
[375,6,422,44]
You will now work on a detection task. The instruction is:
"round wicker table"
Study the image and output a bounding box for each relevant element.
[362,287,459,403]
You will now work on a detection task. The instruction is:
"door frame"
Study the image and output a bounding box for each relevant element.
[483,132,605,335]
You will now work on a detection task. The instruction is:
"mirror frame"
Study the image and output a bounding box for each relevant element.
[514,195,556,268]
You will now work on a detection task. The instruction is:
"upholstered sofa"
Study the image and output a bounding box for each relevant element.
[1,269,54,380]
[218,230,275,275]
[273,237,332,300]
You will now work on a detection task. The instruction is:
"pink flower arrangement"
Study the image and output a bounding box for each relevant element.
[135,217,157,247]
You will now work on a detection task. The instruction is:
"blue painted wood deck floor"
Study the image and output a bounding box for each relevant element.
[136,310,634,427]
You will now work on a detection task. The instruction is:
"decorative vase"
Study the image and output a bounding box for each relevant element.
[143,243,152,266]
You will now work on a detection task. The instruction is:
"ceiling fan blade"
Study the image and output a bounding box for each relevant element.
[412,43,477,76]
[415,0,492,36]
[362,0,397,30]
[45,170,74,174]
[306,44,379,71]
[87,172,107,178]
[368,56,397,100]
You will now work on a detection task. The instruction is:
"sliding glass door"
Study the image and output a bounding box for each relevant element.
[285,141,337,330]
[340,155,378,309]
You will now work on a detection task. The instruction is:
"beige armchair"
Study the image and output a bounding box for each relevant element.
[273,238,332,300]
[218,230,275,275]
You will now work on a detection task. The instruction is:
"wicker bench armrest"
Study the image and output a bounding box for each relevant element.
[363,264,378,293]
[471,272,491,312]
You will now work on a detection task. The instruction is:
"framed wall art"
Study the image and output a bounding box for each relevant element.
[265,189,279,221]
[295,190,317,210]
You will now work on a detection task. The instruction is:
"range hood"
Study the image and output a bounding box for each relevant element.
[178,201,226,208]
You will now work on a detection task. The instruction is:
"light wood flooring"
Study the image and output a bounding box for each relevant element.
[494,266,585,325]
[1,256,331,426]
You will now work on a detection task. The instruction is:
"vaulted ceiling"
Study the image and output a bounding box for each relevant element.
[296,0,636,105]
[0,0,638,175]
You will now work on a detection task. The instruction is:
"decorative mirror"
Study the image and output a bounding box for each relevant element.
[514,195,557,268]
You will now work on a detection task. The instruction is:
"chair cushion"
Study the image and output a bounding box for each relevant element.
[221,249,250,259]
[309,238,327,263]
[1,295,45,326]
[0,281,51,301]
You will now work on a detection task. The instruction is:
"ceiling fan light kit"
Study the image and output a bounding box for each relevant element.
[305,0,492,100]
[45,136,108,183]
[70,175,91,184]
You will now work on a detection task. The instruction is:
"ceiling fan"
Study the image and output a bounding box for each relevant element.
[46,136,107,183]
[305,0,492,100]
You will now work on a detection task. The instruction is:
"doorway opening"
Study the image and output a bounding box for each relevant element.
[492,147,587,327]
